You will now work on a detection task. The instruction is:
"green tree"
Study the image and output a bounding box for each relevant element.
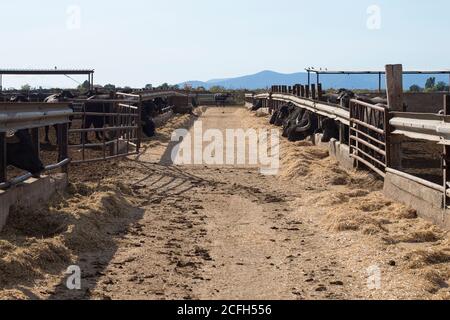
[425,77,436,90]
[145,84,153,90]
[158,83,170,90]
[78,80,91,92]
[21,84,31,91]
[434,81,448,92]
[104,84,116,90]
[409,84,422,92]
[210,85,226,93]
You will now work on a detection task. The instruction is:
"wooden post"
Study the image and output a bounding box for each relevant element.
[385,64,404,170]
[268,93,273,113]
[300,85,305,97]
[0,133,6,183]
[311,84,316,100]
[317,83,323,101]
[443,95,450,211]
[305,85,310,99]
[386,65,404,112]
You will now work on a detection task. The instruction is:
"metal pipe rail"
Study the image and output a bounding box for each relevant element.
[389,112,450,144]
[257,92,450,144]
[256,93,350,125]
[0,103,72,131]
[0,158,70,190]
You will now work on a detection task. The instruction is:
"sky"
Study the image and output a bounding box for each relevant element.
[0,0,449,88]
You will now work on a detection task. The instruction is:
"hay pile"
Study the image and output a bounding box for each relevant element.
[0,180,139,298]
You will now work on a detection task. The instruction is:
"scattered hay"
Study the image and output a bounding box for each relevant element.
[0,290,28,300]
[0,182,139,291]
[421,269,450,294]
[327,210,387,233]
[407,249,450,269]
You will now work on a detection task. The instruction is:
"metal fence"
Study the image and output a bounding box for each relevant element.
[68,94,142,164]
[0,102,72,189]
[349,99,388,178]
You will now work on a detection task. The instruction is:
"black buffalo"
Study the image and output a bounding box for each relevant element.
[44,90,75,144]
[318,118,340,143]
[10,94,29,103]
[140,100,159,137]
[251,99,263,111]
[215,93,231,106]
[81,92,116,143]
[284,110,319,142]
[6,130,44,176]
[270,103,296,127]
[322,89,355,109]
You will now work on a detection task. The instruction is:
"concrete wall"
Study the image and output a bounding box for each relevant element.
[0,174,68,231]
[313,134,355,170]
[384,171,449,229]
[404,92,446,113]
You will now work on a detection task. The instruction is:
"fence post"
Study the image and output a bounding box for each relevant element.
[443,95,450,211]
[268,92,273,113]
[136,96,142,154]
[305,85,310,99]
[300,85,305,97]
[317,83,323,101]
[58,123,69,174]
[385,64,404,170]
[0,133,6,183]
[311,84,316,100]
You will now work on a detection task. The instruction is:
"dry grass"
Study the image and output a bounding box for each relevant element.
[0,175,140,298]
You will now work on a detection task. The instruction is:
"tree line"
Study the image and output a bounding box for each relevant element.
[409,77,449,92]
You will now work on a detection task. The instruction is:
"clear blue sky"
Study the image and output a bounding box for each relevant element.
[0,0,449,88]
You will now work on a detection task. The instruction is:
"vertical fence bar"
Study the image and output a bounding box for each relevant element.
[58,123,69,174]
[317,83,323,101]
[0,133,6,183]
[443,95,450,212]
[384,107,392,169]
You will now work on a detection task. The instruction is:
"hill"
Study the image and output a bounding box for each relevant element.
[179,70,449,91]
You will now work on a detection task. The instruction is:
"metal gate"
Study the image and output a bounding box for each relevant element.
[68,94,142,164]
[349,99,389,177]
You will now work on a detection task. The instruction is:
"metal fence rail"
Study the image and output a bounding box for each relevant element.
[349,99,388,178]
[68,99,141,164]
[0,102,72,189]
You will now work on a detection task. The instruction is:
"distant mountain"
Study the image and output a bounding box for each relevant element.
[179,70,449,91]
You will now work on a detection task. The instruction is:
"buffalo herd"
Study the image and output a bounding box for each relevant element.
[252,88,388,144]
[269,102,335,142]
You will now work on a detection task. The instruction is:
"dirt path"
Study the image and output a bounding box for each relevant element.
[1,107,450,300]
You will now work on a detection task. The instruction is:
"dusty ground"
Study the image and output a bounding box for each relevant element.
[1,106,450,300]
